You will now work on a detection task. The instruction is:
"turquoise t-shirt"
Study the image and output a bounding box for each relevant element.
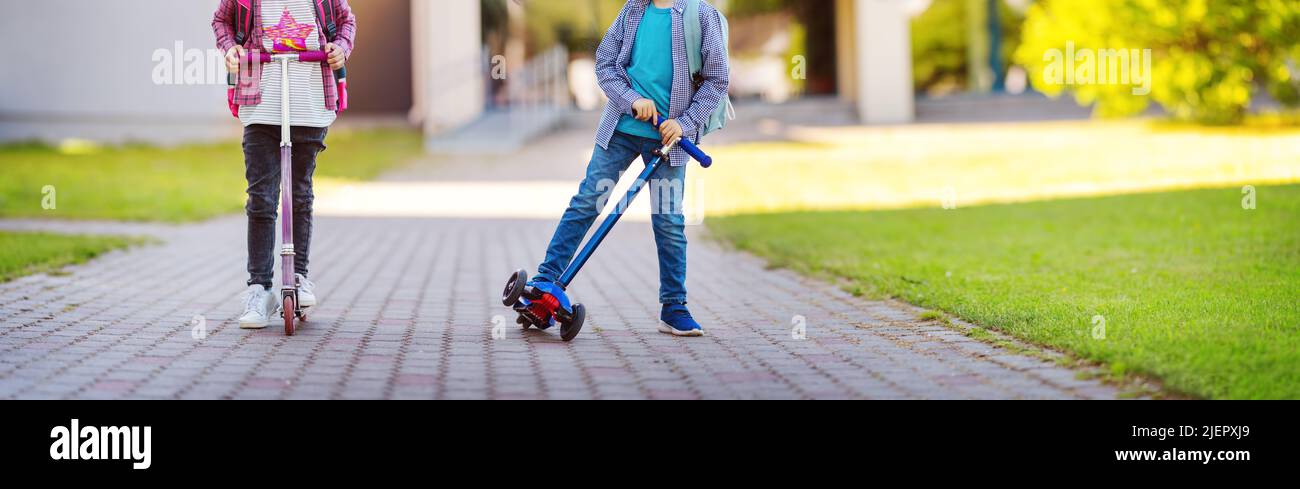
[615,4,674,140]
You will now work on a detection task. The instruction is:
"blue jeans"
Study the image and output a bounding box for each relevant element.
[536,131,688,304]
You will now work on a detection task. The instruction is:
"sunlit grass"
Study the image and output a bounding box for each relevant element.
[702,118,1300,399]
[0,232,141,282]
[0,128,422,222]
[695,119,1300,215]
[710,185,1300,399]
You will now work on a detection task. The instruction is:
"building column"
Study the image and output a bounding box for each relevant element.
[412,0,484,136]
[850,0,914,124]
[834,0,859,103]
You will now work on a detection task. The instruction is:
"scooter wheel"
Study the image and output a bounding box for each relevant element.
[283,296,297,336]
[560,304,585,342]
[502,269,527,307]
[517,314,531,330]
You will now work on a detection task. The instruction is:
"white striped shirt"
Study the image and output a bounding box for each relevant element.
[240,0,337,128]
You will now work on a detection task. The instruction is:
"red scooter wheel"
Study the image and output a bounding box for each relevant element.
[283,296,296,336]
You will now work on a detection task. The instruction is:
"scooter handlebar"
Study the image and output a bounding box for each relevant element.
[228,51,336,86]
[250,50,329,63]
[655,116,713,168]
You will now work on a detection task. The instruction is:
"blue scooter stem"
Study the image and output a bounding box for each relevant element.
[559,153,663,288]
[558,120,713,288]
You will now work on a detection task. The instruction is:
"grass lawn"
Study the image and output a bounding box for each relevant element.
[695,119,1300,215]
[0,128,422,222]
[708,185,1300,399]
[0,232,141,282]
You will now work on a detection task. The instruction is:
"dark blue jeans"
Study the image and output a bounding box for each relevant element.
[243,124,327,289]
[536,131,688,304]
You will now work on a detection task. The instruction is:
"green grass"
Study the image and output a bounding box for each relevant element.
[708,185,1300,399]
[0,232,141,282]
[694,119,1300,216]
[0,128,422,222]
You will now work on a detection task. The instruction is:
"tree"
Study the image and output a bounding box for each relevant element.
[912,0,1024,95]
[1014,0,1300,124]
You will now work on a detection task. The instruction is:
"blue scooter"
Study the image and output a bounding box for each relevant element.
[501,117,713,341]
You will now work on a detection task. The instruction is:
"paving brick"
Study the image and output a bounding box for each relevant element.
[0,125,1130,400]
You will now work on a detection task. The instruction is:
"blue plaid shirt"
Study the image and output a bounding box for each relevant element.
[595,0,730,167]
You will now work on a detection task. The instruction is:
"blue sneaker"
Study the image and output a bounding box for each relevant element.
[659,304,704,337]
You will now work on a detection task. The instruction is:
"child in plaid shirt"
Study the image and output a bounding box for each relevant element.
[212,0,355,328]
[528,0,729,336]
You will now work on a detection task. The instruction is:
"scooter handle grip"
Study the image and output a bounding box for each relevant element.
[298,51,328,63]
[655,116,713,168]
[242,51,328,63]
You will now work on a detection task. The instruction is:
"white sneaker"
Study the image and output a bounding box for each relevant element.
[238,285,277,329]
[295,273,317,309]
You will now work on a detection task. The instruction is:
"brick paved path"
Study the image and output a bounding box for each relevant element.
[0,113,1127,400]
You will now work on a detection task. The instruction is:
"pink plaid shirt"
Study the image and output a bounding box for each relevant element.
[213,0,356,111]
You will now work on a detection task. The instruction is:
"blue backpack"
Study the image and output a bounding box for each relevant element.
[683,0,734,137]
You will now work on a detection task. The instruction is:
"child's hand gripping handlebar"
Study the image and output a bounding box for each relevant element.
[655,116,713,168]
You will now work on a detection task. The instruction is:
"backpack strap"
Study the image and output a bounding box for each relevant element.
[229,0,255,89]
[234,0,255,45]
[683,0,704,78]
[313,0,349,111]
[313,0,339,42]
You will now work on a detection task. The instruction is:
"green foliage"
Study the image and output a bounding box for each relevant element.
[1015,0,1300,124]
[912,0,1024,93]
[483,0,626,55]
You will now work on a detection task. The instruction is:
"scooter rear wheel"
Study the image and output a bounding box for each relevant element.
[283,296,296,336]
[560,304,585,342]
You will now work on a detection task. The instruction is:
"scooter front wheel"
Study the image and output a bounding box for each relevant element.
[283,296,297,336]
[502,269,527,307]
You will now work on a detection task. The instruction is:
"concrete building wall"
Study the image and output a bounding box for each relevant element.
[0,1,237,144]
[0,0,419,145]
[836,0,915,124]
[411,0,484,136]
[0,0,912,145]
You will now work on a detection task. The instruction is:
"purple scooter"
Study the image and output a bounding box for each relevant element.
[242,50,332,335]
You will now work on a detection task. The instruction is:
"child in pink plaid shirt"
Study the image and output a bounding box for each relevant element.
[212,0,356,328]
